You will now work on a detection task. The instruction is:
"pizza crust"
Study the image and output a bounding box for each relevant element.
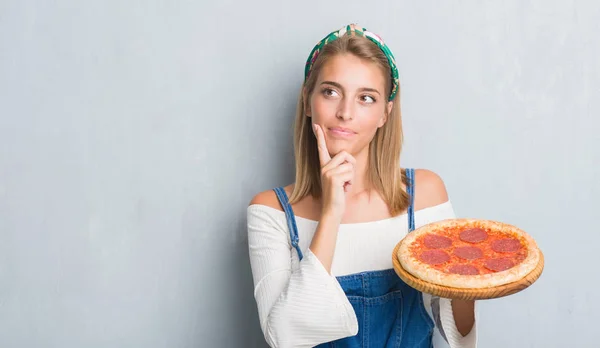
[398,219,540,289]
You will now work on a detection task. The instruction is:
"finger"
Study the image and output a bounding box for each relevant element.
[336,170,355,184]
[339,171,355,192]
[324,163,354,176]
[344,183,351,192]
[313,124,331,166]
[332,151,356,166]
[322,151,356,172]
[326,166,355,188]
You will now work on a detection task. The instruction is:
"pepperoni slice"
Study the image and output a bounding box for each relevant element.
[453,246,483,260]
[484,258,515,272]
[448,264,480,275]
[419,250,450,265]
[491,238,522,253]
[459,228,488,243]
[423,234,452,249]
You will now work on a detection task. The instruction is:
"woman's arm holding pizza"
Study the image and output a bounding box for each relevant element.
[451,299,476,336]
[414,170,476,343]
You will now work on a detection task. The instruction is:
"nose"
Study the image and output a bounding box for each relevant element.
[336,96,354,121]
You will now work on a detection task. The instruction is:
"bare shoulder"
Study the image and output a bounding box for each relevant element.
[413,169,449,210]
[248,184,294,211]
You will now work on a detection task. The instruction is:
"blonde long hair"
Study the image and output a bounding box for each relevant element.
[288,34,409,216]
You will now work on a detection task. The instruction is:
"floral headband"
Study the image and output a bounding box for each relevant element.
[304,24,399,101]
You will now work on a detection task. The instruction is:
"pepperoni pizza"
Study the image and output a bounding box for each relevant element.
[397,219,541,289]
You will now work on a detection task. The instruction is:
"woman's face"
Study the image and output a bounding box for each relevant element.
[307,53,392,158]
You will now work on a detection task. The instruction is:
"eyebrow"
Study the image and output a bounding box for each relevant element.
[320,80,381,96]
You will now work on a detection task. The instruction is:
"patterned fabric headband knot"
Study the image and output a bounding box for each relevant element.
[304,24,399,101]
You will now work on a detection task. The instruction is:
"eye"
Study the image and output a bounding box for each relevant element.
[322,88,339,98]
[360,95,376,104]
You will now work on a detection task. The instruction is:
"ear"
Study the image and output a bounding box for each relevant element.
[303,87,312,117]
[378,101,393,127]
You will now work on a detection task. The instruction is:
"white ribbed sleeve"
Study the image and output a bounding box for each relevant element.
[439,298,478,347]
[423,293,478,348]
[247,205,358,348]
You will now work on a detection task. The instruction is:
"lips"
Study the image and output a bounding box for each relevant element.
[328,127,356,137]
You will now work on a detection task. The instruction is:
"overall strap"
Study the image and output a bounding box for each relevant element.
[406,168,416,232]
[273,187,304,261]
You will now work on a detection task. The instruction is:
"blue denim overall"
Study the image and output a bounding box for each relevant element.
[273,168,434,348]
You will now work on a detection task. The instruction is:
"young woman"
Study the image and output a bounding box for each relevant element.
[247,24,477,347]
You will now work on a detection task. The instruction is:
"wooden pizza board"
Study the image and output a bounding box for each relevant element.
[392,241,544,300]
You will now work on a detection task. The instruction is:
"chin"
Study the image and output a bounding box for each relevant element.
[327,142,358,156]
